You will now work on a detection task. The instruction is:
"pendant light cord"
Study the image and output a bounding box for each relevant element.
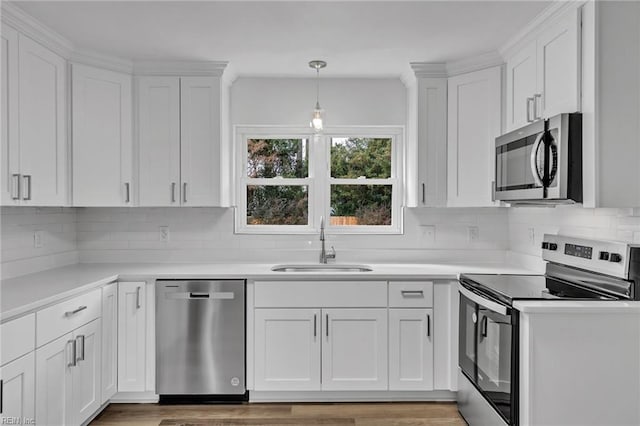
[315,66,320,108]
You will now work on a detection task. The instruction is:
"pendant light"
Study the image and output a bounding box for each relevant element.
[309,60,326,132]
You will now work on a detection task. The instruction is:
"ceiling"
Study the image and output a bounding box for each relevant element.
[12,1,551,78]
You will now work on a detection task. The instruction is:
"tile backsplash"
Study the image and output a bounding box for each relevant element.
[75,207,509,264]
[1,207,78,279]
[508,205,640,257]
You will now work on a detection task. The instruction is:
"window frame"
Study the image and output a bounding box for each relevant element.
[234,125,404,235]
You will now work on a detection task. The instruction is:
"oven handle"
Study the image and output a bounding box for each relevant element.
[458,283,509,316]
[529,132,545,188]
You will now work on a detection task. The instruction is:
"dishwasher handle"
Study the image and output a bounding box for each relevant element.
[189,292,210,298]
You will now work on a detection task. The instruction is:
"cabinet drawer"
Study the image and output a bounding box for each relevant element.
[389,282,433,308]
[36,288,102,347]
[255,281,387,308]
[1,314,35,366]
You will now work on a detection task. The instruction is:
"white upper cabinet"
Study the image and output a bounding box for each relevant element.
[137,75,221,206]
[72,64,133,206]
[504,7,581,132]
[505,42,537,131]
[1,31,68,206]
[180,76,221,206]
[1,26,19,206]
[137,76,181,206]
[447,66,502,207]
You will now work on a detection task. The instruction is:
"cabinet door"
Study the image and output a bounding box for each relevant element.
[1,26,20,206]
[505,41,537,132]
[388,309,434,391]
[72,64,133,206]
[137,76,181,206]
[117,282,146,392]
[536,8,581,118]
[72,319,101,424]
[0,352,35,423]
[18,34,67,206]
[101,283,117,403]
[321,308,388,391]
[254,309,321,391]
[447,67,501,207]
[36,333,74,426]
[180,76,221,206]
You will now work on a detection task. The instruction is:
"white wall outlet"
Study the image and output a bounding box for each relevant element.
[467,226,479,242]
[33,230,44,248]
[528,227,536,246]
[159,226,170,243]
[421,225,436,243]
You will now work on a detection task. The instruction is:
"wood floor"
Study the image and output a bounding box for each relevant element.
[90,402,466,426]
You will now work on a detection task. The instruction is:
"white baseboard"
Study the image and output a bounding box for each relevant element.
[110,391,159,403]
[249,390,457,403]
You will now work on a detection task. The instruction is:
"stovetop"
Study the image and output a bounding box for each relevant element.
[460,273,619,307]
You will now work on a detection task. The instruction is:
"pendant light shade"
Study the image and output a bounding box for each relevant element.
[309,60,326,133]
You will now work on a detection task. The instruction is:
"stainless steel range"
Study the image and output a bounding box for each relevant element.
[457,234,640,426]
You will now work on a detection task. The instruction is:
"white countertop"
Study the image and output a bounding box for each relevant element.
[1,261,533,322]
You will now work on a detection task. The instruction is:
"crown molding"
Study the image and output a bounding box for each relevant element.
[1,2,73,58]
[70,48,134,74]
[446,50,504,77]
[133,60,229,77]
[410,62,447,78]
[499,0,586,59]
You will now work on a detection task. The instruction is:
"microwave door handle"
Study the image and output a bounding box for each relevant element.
[458,283,509,316]
[529,132,545,188]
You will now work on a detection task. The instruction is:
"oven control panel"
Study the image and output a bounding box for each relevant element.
[542,234,636,279]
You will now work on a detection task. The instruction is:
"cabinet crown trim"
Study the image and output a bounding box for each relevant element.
[498,0,584,58]
[1,2,74,58]
[410,62,447,78]
[134,60,229,76]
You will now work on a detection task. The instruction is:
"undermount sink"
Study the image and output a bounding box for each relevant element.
[271,264,373,273]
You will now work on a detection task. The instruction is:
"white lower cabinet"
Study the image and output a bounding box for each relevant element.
[0,352,35,423]
[254,307,388,392]
[321,309,388,391]
[388,309,434,391]
[35,319,101,426]
[101,283,118,403]
[117,281,147,392]
[254,309,321,391]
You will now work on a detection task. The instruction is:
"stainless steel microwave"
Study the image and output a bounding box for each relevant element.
[495,113,582,204]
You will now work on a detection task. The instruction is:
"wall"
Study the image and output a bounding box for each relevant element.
[508,206,640,258]
[231,77,406,126]
[76,207,509,264]
[0,207,78,279]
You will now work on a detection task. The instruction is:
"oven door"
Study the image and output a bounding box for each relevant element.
[458,283,517,425]
[495,120,546,201]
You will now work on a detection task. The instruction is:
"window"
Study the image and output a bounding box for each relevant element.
[236,126,403,234]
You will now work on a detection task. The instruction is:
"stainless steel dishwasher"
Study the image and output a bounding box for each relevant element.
[156,280,246,401]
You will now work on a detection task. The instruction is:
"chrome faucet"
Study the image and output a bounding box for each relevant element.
[319,216,336,264]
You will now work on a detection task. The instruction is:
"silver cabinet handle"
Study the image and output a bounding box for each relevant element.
[0,379,3,414]
[183,182,187,203]
[526,97,535,123]
[325,314,329,338]
[65,305,87,317]
[491,181,496,202]
[124,182,130,203]
[171,182,176,203]
[136,286,141,309]
[76,335,85,361]
[534,93,542,119]
[401,290,424,297]
[427,313,431,338]
[421,183,425,204]
[68,339,77,367]
[313,314,317,338]
[22,175,31,200]
[11,174,20,200]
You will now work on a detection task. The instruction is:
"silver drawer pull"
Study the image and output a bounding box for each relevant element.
[65,305,87,316]
[401,290,424,297]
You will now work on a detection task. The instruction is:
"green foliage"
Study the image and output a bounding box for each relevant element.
[246,137,393,226]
